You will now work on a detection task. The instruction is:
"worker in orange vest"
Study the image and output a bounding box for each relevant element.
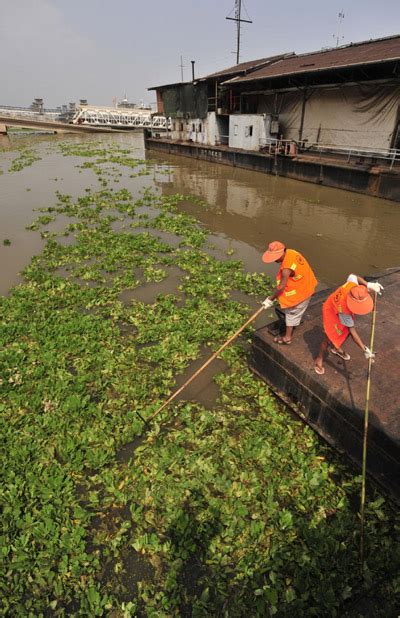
[314,274,383,375]
[262,241,318,344]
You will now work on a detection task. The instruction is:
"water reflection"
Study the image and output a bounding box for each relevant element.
[151,151,400,286]
[0,132,399,297]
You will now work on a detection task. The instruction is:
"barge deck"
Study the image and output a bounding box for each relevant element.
[250,268,400,503]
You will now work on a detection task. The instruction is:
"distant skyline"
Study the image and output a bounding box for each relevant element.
[1,0,399,108]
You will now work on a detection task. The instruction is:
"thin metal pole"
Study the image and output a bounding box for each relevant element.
[236,0,241,64]
[226,1,252,65]
[359,291,378,574]
[147,306,265,423]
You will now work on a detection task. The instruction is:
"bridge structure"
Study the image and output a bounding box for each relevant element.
[0,104,171,135]
[71,104,171,131]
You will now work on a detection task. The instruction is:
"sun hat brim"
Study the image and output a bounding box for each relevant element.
[346,293,374,315]
[262,248,285,263]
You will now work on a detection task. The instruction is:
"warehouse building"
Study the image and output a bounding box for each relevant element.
[150,34,400,154]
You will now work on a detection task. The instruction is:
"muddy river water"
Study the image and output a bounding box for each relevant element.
[1,131,399,298]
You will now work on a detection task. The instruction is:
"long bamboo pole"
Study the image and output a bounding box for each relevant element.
[147,306,265,423]
[359,291,378,574]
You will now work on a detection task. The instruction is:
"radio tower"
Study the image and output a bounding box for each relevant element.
[226,0,252,64]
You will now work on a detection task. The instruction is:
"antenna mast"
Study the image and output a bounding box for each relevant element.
[226,0,252,64]
[179,55,185,82]
[333,10,345,47]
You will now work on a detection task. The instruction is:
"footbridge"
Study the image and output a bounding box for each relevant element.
[0,104,171,134]
[72,105,171,130]
[0,114,118,134]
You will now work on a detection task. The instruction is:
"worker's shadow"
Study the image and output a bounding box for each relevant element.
[166,489,222,615]
[302,326,357,411]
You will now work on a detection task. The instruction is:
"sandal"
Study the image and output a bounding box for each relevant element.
[274,336,292,345]
[330,347,351,361]
[314,364,325,375]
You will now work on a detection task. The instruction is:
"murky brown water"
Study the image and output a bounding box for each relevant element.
[1,131,399,300]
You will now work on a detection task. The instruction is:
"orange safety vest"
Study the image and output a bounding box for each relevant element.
[322,280,356,348]
[276,249,317,309]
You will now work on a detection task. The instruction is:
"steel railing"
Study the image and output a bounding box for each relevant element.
[259,138,400,169]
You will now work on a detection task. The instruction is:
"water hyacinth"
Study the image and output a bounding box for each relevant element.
[0,141,399,616]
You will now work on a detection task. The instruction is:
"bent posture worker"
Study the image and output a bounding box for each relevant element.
[314,274,383,375]
[262,241,317,344]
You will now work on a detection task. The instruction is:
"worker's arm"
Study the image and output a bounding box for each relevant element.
[268,268,292,301]
[350,273,384,294]
[348,326,365,351]
[355,274,368,286]
[348,327,375,358]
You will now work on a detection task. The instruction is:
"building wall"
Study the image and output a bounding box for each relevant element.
[156,91,164,114]
[169,118,206,143]
[228,114,268,151]
[171,113,225,146]
[257,82,400,150]
[302,84,399,149]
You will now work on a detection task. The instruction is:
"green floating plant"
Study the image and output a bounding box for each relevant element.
[0,141,399,616]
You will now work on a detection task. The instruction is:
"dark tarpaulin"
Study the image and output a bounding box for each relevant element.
[161,83,208,119]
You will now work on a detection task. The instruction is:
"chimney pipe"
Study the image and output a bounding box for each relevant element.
[191,60,195,81]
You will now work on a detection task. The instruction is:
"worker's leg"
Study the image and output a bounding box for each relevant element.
[315,337,329,371]
[275,297,311,344]
[275,306,286,334]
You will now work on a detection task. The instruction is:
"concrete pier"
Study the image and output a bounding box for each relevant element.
[250,268,400,503]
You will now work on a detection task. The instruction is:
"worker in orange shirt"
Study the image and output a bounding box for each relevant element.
[262,241,318,344]
[314,274,383,375]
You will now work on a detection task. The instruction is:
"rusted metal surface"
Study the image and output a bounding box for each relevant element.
[148,54,293,92]
[250,269,400,504]
[145,136,400,202]
[224,34,400,84]
[203,53,292,80]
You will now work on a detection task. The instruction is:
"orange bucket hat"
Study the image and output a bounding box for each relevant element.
[262,241,285,263]
[346,285,374,315]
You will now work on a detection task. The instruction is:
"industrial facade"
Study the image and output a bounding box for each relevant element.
[149,35,400,154]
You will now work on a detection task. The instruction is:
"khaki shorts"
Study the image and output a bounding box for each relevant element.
[281,296,311,327]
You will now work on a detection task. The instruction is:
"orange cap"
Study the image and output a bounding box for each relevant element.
[346,285,374,315]
[262,241,285,263]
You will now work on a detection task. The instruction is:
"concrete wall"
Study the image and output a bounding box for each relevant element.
[171,113,220,146]
[228,114,268,151]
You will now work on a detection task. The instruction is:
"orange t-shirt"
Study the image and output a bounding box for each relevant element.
[276,249,317,309]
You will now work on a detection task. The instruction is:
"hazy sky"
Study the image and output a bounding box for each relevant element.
[1,0,399,108]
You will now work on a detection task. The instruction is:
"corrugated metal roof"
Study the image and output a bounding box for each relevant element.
[203,53,292,79]
[222,34,400,85]
[148,81,193,92]
[148,54,293,91]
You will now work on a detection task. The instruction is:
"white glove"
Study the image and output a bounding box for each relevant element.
[367,281,384,295]
[262,297,274,309]
[364,346,375,360]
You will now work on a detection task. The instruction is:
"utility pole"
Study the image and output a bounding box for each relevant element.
[179,55,185,82]
[226,0,252,64]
